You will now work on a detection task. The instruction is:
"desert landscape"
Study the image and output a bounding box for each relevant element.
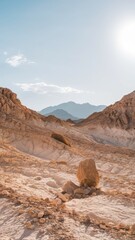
[1,1,135,239]
[0,87,135,240]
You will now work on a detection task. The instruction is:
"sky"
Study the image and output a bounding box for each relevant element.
[0,0,135,111]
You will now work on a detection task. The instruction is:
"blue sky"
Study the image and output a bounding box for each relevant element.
[0,0,135,110]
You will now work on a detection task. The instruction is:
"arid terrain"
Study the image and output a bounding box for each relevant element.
[0,87,135,240]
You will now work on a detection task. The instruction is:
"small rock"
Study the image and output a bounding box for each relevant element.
[100,224,107,230]
[51,198,62,206]
[35,176,41,181]
[83,188,92,195]
[118,223,127,229]
[38,218,46,224]
[33,218,38,223]
[58,216,64,222]
[57,229,63,235]
[1,190,10,196]
[43,209,52,217]
[28,210,37,218]
[107,222,115,228]
[74,188,85,195]
[120,229,126,234]
[18,209,25,215]
[92,192,97,196]
[38,210,44,218]
[56,192,68,202]
[64,193,71,200]
[39,229,45,234]
[46,180,58,188]
[74,193,82,199]
[25,221,35,230]
[62,181,79,194]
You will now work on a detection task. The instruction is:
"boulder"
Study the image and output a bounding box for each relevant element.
[77,159,99,187]
[62,180,79,194]
[51,133,71,146]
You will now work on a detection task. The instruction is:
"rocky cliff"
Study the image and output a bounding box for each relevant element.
[79,91,135,130]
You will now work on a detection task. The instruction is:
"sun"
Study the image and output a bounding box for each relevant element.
[115,18,135,58]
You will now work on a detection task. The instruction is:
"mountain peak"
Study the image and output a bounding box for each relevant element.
[44,109,78,121]
[0,87,22,115]
[121,90,135,101]
[0,87,21,107]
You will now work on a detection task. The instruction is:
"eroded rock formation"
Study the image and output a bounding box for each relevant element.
[78,91,135,149]
[79,91,135,130]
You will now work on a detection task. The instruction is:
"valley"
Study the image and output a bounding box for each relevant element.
[0,88,135,240]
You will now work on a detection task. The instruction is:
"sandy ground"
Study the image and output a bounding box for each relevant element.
[0,143,135,240]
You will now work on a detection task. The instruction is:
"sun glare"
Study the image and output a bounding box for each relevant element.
[116,18,135,58]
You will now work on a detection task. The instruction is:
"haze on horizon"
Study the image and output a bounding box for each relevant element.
[0,0,135,111]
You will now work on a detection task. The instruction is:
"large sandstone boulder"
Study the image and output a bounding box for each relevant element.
[77,159,99,187]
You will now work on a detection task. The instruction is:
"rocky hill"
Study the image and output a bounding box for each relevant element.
[0,87,78,162]
[78,91,135,149]
[79,91,135,130]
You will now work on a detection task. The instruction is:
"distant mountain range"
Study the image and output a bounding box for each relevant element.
[44,109,78,121]
[40,101,106,120]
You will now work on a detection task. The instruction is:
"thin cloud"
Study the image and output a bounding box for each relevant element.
[5,54,35,67]
[16,82,83,94]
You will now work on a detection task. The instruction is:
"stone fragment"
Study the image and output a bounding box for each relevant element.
[1,190,10,197]
[28,209,37,218]
[38,218,46,224]
[62,180,79,194]
[56,192,68,202]
[74,194,82,199]
[34,176,41,181]
[46,180,58,188]
[33,218,38,223]
[38,210,44,218]
[25,221,35,229]
[51,198,62,206]
[74,188,85,195]
[39,229,45,234]
[100,224,107,230]
[18,209,25,215]
[64,193,71,200]
[92,192,97,196]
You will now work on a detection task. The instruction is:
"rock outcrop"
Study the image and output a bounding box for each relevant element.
[0,87,67,128]
[51,132,71,146]
[78,91,135,149]
[0,87,77,160]
[77,159,99,187]
[79,91,135,130]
